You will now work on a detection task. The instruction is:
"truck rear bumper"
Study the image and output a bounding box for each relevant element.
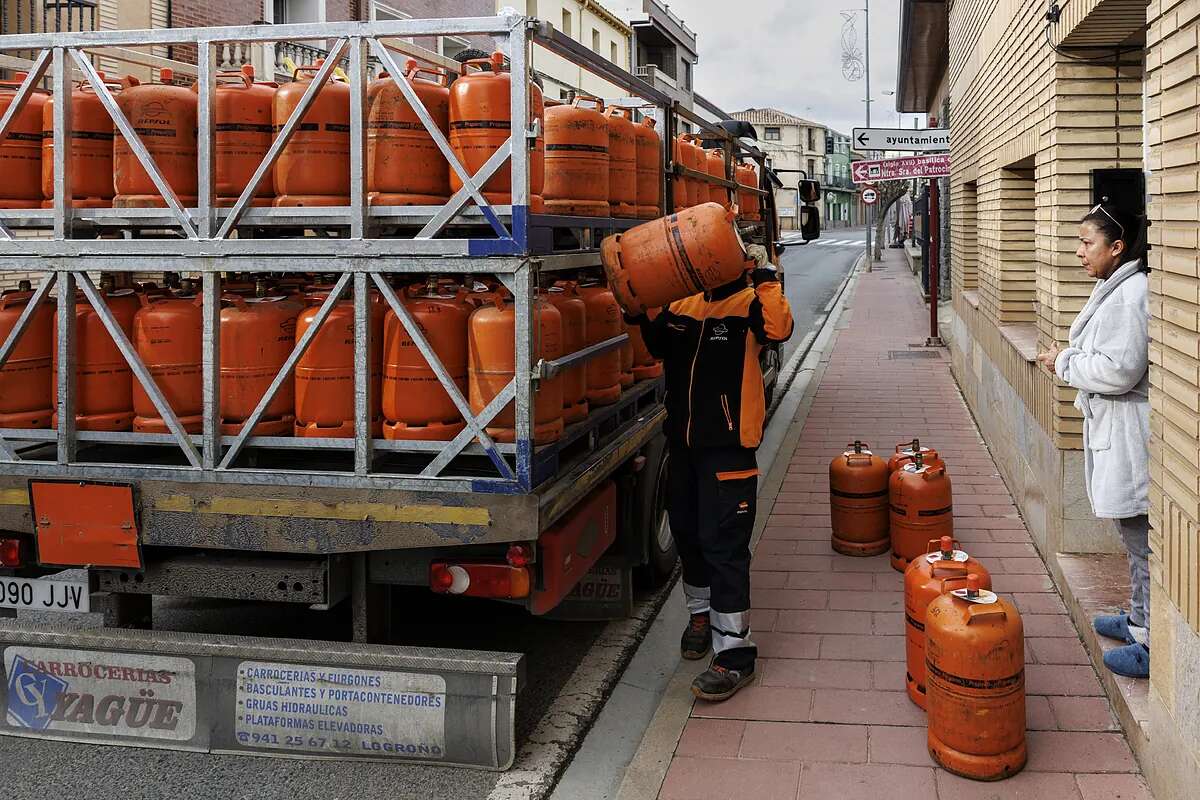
[0,617,522,768]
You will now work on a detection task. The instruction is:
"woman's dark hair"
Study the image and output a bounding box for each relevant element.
[1081,198,1150,267]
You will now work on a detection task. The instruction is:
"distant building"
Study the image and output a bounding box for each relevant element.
[514,0,632,100]
[731,108,826,230]
[824,131,856,228]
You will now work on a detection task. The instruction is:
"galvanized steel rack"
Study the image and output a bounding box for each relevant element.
[0,15,772,498]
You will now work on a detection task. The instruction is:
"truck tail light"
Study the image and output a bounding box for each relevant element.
[505,544,533,568]
[429,562,531,599]
[0,538,21,568]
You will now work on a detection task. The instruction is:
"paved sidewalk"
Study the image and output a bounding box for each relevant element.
[656,250,1153,799]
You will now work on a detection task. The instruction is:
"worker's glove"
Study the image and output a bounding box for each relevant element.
[744,245,779,286]
[746,244,770,268]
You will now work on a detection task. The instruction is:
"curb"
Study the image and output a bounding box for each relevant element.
[611,257,862,800]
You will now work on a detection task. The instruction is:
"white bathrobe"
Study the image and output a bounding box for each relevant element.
[1054,260,1151,519]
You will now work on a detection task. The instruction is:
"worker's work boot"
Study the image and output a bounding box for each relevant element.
[681,612,711,660]
[691,661,756,701]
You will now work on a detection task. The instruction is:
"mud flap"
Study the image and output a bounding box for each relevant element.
[0,619,523,769]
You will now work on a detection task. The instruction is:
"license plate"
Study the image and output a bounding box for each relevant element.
[0,577,90,613]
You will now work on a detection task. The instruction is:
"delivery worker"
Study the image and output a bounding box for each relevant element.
[630,244,793,701]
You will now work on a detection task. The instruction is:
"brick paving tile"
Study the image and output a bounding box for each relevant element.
[872,660,907,691]
[659,756,801,800]
[1075,773,1155,799]
[866,725,931,766]
[1026,664,1105,696]
[820,634,906,661]
[675,718,745,758]
[738,721,868,762]
[661,257,1143,798]
[810,689,927,727]
[827,590,905,611]
[786,571,874,591]
[751,588,830,610]
[760,658,872,690]
[1049,697,1121,731]
[690,685,813,723]
[935,770,1083,799]
[1024,731,1138,773]
[798,763,937,800]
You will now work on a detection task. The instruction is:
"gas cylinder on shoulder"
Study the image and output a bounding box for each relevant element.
[926,575,1026,781]
[904,536,993,709]
[829,440,890,556]
[890,452,954,572]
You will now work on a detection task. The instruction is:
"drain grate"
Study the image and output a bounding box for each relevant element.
[888,350,941,359]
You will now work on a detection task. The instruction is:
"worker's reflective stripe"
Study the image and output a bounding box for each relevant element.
[710,609,754,654]
[154,495,491,526]
[715,468,759,481]
[683,581,711,615]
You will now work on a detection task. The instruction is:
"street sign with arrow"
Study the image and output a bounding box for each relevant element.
[852,127,950,152]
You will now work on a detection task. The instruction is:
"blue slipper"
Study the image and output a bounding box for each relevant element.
[1094,613,1135,644]
[1104,642,1150,678]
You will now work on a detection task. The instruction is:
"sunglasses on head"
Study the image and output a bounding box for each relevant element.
[1089,202,1125,240]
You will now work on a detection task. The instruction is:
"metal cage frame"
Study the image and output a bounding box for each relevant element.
[0,16,772,495]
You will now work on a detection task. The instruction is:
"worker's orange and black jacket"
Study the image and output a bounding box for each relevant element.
[632,268,794,449]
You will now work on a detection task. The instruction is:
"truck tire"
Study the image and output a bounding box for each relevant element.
[634,432,677,587]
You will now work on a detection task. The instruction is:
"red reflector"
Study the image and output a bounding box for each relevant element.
[428,562,530,599]
[506,544,533,568]
[0,538,19,568]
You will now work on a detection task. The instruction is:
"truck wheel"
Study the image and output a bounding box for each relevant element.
[634,434,677,588]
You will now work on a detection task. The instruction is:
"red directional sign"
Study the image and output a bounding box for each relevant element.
[852,154,951,184]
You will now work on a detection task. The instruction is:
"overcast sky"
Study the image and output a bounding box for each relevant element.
[677,0,915,135]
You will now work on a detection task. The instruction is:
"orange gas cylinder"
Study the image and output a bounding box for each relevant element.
[605,106,637,218]
[0,73,47,209]
[545,284,588,424]
[294,290,384,438]
[449,52,545,212]
[215,64,277,206]
[52,288,138,431]
[736,162,761,221]
[670,136,686,211]
[114,69,198,208]
[904,536,993,709]
[0,281,53,428]
[381,281,472,441]
[888,438,944,474]
[41,73,115,208]
[468,294,563,444]
[705,148,727,206]
[634,116,661,219]
[829,440,890,556]
[576,283,622,406]
[681,135,706,208]
[543,95,609,217]
[273,60,350,207]
[601,202,752,316]
[926,575,1026,781]
[367,60,451,206]
[890,453,954,572]
[219,295,300,436]
[132,293,202,433]
[628,320,661,380]
[618,316,634,389]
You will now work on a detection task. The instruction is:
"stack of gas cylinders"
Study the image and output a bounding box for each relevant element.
[0,271,665,445]
[2,50,762,221]
[828,439,1027,782]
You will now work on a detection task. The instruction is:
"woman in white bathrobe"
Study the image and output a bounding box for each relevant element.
[1037,201,1151,678]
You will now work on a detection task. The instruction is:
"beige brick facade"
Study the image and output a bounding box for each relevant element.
[931,0,1200,794]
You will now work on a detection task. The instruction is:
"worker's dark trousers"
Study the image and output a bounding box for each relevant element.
[668,443,758,671]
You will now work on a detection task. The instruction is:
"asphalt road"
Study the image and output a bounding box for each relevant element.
[779,226,866,362]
